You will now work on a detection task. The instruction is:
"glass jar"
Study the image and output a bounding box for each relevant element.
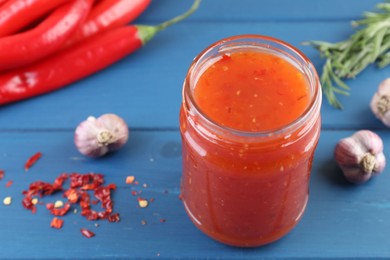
[179,35,322,247]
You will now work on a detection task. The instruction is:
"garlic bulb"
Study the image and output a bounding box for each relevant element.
[371,78,390,127]
[74,114,129,158]
[334,130,386,184]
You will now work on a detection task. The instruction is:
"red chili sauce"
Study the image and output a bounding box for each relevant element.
[180,50,320,246]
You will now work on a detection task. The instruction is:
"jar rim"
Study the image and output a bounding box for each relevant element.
[183,34,322,138]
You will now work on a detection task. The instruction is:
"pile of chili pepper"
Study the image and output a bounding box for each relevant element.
[0,0,200,105]
[22,172,119,221]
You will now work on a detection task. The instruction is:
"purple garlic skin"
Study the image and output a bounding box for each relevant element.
[74,114,129,158]
[334,130,386,184]
[371,78,390,127]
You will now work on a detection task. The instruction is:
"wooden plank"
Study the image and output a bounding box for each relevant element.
[1,21,387,130]
[0,130,389,258]
[138,0,383,22]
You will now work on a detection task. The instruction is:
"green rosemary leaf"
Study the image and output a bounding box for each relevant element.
[307,1,390,109]
[378,51,390,67]
[372,26,387,61]
[330,70,350,90]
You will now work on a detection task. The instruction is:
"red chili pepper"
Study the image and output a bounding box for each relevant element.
[0,0,93,71]
[0,0,69,37]
[0,0,9,7]
[24,152,42,171]
[65,0,151,47]
[80,228,95,238]
[0,0,200,105]
[0,170,4,180]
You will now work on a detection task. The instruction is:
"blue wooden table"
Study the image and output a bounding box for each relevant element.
[1,0,390,258]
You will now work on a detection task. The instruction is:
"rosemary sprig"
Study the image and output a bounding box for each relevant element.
[306,2,390,109]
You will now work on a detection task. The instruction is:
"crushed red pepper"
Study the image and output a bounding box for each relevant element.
[50,217,64,229]
[24,152,42,171]
[0,170,4,180]
[22,196,37,214]
[46,202,71,216]
[22,172,120,225]
[80,228,95,238]
[5,180,13,187]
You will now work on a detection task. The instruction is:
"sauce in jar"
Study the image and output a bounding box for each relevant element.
[180,35,322,247]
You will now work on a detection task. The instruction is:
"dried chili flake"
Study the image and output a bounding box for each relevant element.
[46,202,54,210]
[22,196,37,213]
[97,211,109,219]
[91,173,104,186]
[24,152,42,171]
[0,170,4,180]
[50,217,64,229]
[107,183,116,190]
[102,198,113,211]
[84,210,99,220]
[160,218,166,223]
[5,180,13,187]
[108,213,120,223]
[64,188,79,203]
[70,173,90,188]
[125,176,135,184]
[81,183,98,190]
[25,181,55,197]
[69,174,83,188]
[94,186,112,202]
[47,202,71,216]
[53,173,68,190]
[131,190,138,196]
[80,228,95,238]
[79,191,91,209]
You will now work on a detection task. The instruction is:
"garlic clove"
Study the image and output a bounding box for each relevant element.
[371,78,390,127]
[74,113,129,158]
[334,130,386,184]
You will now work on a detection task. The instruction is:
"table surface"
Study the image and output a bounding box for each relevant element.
[1,0,390,259]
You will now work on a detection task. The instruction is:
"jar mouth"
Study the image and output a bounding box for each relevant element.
[183,34,322,138]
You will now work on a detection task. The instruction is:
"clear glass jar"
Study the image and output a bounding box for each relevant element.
[179,35,322,247]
